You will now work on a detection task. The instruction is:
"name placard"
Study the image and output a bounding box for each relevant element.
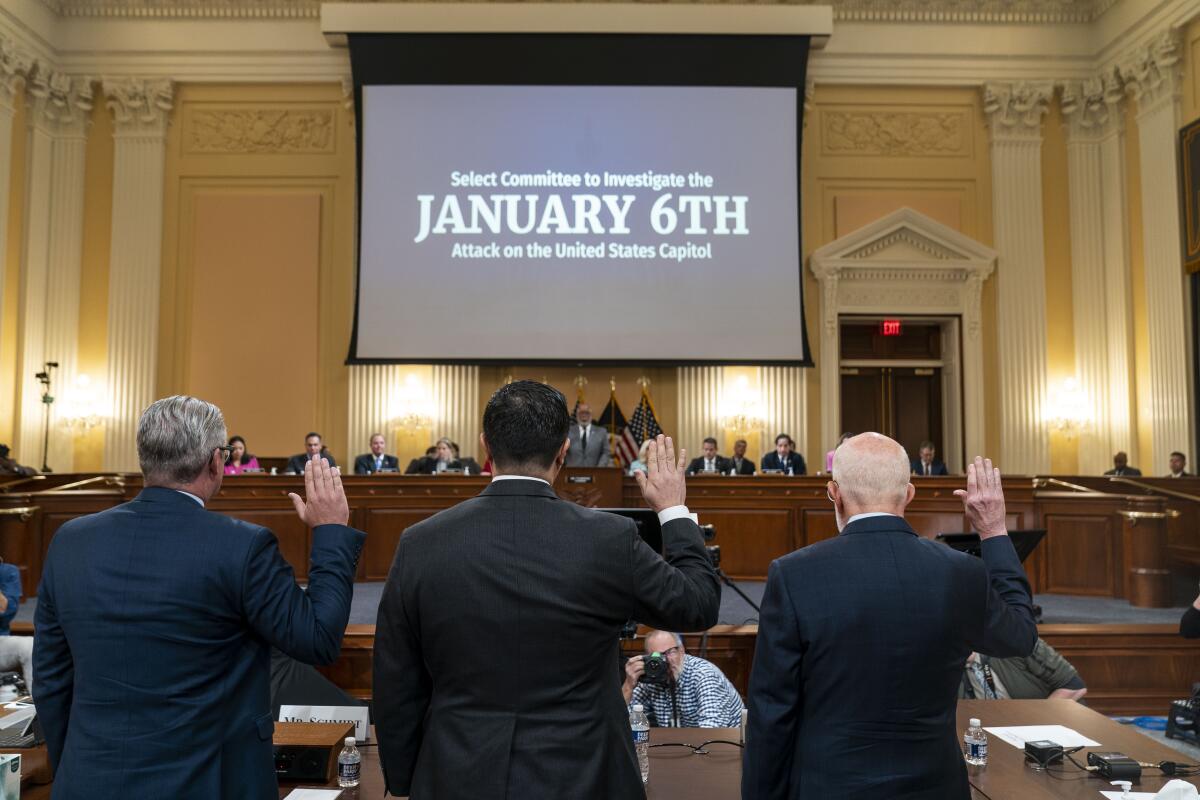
[279,705,370,742]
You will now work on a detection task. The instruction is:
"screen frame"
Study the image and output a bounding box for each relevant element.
[347,32,812,367]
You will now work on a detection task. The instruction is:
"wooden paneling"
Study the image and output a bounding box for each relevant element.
[697,510,794,579]
[1043,514,1117,596]
[357,508,443,581]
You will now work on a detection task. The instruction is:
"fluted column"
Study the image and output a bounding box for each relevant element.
[102,78,173,471]
[1124,31,1191,472]
[984,82,1053,474]
[14,71,92,471]
[432,365,480,454]
[1061,71,1134,473]
[761,366,806,461]
[676,367,723,455]
[0,40,31,365]
[347,364,404,452]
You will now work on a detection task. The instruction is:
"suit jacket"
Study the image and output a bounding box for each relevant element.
[354,453,400,474]
[1103,467,1142,476]
[405,456,470,475]
[285,451,337,474]
[374,479,720,799]
[33,487,364,799]
[911,459,950,476]
[760,451,807,475]
[687,455,733,475]
[743,515,1036,800]
[565,424,613,467]
[729,456,756,475]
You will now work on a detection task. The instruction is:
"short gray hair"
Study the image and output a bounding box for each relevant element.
[137,396,227,485]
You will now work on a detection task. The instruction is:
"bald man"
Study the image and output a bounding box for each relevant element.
[743,434,1036,800]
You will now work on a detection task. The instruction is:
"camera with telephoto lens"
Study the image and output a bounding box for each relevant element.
[706,545,721,568]
[641,652,673,687]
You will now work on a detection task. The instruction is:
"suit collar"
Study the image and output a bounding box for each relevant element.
[839,514,918,537]
[136,486,207,508]
[481,477,559,500]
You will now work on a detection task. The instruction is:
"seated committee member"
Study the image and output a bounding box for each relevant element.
[406,437,465,474]
[285,431,337,473]
[354,432,399,474]
[911,440,950,476]
[223,434,261,475]
[761,433,806,475]
[743,438,1036,800]
[1104,451,1142,477]
[730,438,756,475]
[0,443,35,477]
[623,629,744,728]
[450,441,483,475]
[565,402,613,467]
[1168,451,1191,477]
[33,395,365,798]
[406,445,437,474]
[627,439,653,476]
[0,558,32,691]
[374,380,719,799]
[958,638,1086,701]
[687,437,731,475]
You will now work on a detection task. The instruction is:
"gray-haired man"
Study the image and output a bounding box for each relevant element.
[33,395,365,799]
[622,629,745,727]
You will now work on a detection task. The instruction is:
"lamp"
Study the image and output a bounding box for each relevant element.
[391,374,434,432]
[719,375,765,436]
[1046,377,1090,438]
[59,374,105,433]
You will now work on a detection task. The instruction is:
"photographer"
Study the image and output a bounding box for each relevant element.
[622,629,744,728]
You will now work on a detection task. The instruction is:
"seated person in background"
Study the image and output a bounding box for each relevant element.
[1168,451,1191,478]
[1180,588,1200,638]
[270,647,364,720]
[958,638,1085,701]
[565,403,612,467]
[222,435,261,475]
[0,444,35,478]
[285,432,337,474]
[760,433,806,475]
[450,441,483,475]
[0,559,32,691]
[405,438,463,474]
[1104,451,1142,477]
[911,440,950,476]
[730,438,756,475]
[627,439,654,476]
[825,432,853,473]
[687,437,731,475]
[354,433,399,475]
[406,446,437,474]
[623,630,744,728]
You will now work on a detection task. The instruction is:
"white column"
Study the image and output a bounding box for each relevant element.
[676,366,723,454]
[347,364,403,453]
[1061,72,1134,473]
[0,40,32,370]
[761,366,806,457]
[432,365,480,454]
[984,82,1053,474]
[14,70,92,472]
[1124,31,1191,472]
[102,78,173,472]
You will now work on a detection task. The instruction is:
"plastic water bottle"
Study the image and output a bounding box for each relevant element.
[630,703,650,783]
[338,736,361,788]
[963,718,988,766]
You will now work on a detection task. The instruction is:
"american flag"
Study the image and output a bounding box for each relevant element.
[628,389,663,446]
[597,393,638,467]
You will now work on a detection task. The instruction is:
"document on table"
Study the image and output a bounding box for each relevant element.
[983,725,1101,749]
[281,790,342,800]
[1100,793,1158,799]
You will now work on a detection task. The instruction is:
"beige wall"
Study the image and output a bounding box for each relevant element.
[0,90,25,449]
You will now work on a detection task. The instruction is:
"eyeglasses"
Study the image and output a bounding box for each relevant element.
[660,646,681,659]
[216,445,234,464]
[826,480,838,503]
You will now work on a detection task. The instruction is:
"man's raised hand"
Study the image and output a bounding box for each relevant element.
[288,457,351,528]
[953,456,1008,540]
[634,434,687,513]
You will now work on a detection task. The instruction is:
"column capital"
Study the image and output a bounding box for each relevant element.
[1121,29,1182,118]
[1060,68,1125,141]
[0,36,34,112]
[102,77,174,137]
[983,81,1053,141]
[26,70,94,137]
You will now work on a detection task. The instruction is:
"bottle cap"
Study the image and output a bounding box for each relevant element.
[969,718,981,727]
[633,704,644,712]
[345,737,356,746]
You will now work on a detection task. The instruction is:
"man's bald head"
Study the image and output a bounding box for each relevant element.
[829,433,914,528]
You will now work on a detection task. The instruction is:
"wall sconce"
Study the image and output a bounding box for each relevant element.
[59,374,105,432]
[719,375,765,435]
[1046,377,1091,438]
[391,373,434,432]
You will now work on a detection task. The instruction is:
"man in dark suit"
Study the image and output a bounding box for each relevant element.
[1104,451,1142,477]
[760,433,806,474]
[374,380,720,799]
[729,438,756,475]
[565,402,613,467]
[687,437,732,475]
[1168,451,1192,478]
[911,440,950,476]
[286,431,338,474]
[33,395,364,799]
[354,432,400,474]
[743,435,1036,800]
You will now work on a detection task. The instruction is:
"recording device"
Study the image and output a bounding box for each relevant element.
[1087,752,1141,781]
[273,721,355,783]
[641,652,673,687]
[700,524,715,542]
[0,672,26,698]
[706,545,721,568]
[1166,683,1200,743]
[1024,740,1064,769]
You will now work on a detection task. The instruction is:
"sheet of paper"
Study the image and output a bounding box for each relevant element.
[281,790,342,800]
[0,707,34,729]
[983,724,1101,749]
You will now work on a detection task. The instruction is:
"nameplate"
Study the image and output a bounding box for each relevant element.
[568,476,594,484]
[279,705,370,742]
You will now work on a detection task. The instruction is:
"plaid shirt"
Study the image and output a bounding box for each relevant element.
[629,655,744,728]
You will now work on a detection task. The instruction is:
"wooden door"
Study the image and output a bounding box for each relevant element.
[839,367,943,458]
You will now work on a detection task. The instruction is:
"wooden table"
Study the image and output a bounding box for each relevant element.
[278,727,743,798]
[960,699,1200,798]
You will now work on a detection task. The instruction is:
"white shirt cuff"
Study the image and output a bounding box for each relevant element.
[657,505,692,526]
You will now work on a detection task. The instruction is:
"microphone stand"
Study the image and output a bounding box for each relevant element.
[715,567,760,615]
[36,362,57,474]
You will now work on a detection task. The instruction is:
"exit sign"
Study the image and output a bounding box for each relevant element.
[880,319,903,337]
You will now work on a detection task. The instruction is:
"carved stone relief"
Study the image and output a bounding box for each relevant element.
[184,107,335,154]
[821,110,967,157]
